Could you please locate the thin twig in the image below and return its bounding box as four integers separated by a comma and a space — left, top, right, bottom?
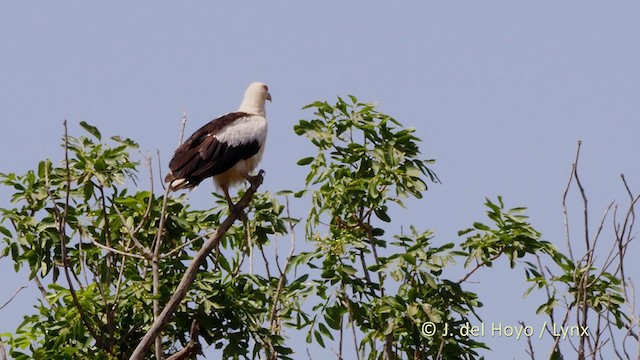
152, 185, 172, 360
162, 230, 216, 259
88, 237, 146, 260
259, 244, 272, 279
269, 196, 297, 331
338, 314, 344, 360
157, 149, 166, 192
112, 254, 128, 311
112, 204, 153, 258
521, 321, 535, 360
152, 259, 163, 360
548, 306, 572, 357
33, 276, 55, 308
340, 286, 361, 360
152, 186, 172, 254
178, 111, 187, 146
96, 184, 116, 351
133, 153, 156, 234
245, 218, 253, 275
0, 286, 27, 310
618, 174, 639, 300
0, 336, 6, 360
457, 253, 502, 284
572, 141, 590, 254
534, 254, 557, 326
562, 143, 580, 262
60, 120, 107, 350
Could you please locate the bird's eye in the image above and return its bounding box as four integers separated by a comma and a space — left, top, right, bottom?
263, 85, 269, 91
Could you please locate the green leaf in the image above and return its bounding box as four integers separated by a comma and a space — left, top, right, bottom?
79, 121, 101, 140
297, 157, 314, 166
0, 225, 11, 237
473, 222, 491, 231
314, 330, 325, 347
374, 208, 391, 223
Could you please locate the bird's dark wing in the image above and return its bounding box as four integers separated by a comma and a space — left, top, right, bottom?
165, 112, 260, 187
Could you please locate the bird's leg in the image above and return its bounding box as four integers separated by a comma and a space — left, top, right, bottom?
222, 187, 234, 209
223, 187, 247, 220
243, 170, 265, 189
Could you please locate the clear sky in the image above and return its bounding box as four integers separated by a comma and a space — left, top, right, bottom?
1, 2, 639, 358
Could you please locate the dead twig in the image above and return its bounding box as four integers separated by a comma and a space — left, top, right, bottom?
0, 336, 6, 360
133, 153, 156, 234
0, 286, 27, 310
178, 111, 187, 146
152, 185, 172, 360
521, 321, 535, 360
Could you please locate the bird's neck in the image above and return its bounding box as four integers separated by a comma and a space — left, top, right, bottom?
238, 101, 266, 117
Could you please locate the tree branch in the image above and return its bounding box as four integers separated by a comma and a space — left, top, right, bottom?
88, 237, 147, 260
0, 336, 6, 360
166, 320, 201, 360
60, 120, 108, 351
33, 275, 56, 309
457, 252, 502, 284
270, 197, 297, 332
0, 286, 27, 310
152, 185, 172, 360
129, 171, 264, 360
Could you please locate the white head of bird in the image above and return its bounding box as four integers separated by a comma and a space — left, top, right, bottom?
238, 82, 272, 117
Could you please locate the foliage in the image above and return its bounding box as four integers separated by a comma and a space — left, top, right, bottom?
0, 98, 637, 359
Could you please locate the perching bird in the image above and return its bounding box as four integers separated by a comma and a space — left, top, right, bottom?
164, 82, 271, 211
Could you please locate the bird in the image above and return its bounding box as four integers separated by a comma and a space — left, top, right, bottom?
164, 82, 271, 212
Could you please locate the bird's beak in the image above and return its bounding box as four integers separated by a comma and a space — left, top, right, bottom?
266, 92, 272, 102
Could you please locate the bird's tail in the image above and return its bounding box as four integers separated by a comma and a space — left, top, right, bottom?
164, 172, 190, 191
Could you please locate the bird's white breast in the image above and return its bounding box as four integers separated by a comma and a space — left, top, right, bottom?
214, 115, 267, 147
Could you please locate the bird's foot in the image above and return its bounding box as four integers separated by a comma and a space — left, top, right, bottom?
244, 170, 265, 188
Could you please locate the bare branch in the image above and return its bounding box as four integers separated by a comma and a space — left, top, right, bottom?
338, 314, 344, 360
133, 152, 156, 234
548, 306, 572, 358
457, 253, 502, 284
157, 149, 167, 192
339, 285, 361, 360
178, 111, 187, 146
112, 254, 128, 310
0, 285, 27, 310
0, 336, 6, 360
152, 259, 163, 360
562, 143, 579, 262
33, 275, 56, 309
88, 236, 146, 260
258, 243, 271, 279
152, 185, 172, 359
572, 141, 590, 256
521, 321, 535, 360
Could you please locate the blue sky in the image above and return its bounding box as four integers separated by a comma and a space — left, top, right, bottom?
1, 2, 639, 358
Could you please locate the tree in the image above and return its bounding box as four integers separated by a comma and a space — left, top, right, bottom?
0, 97, 638, 359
